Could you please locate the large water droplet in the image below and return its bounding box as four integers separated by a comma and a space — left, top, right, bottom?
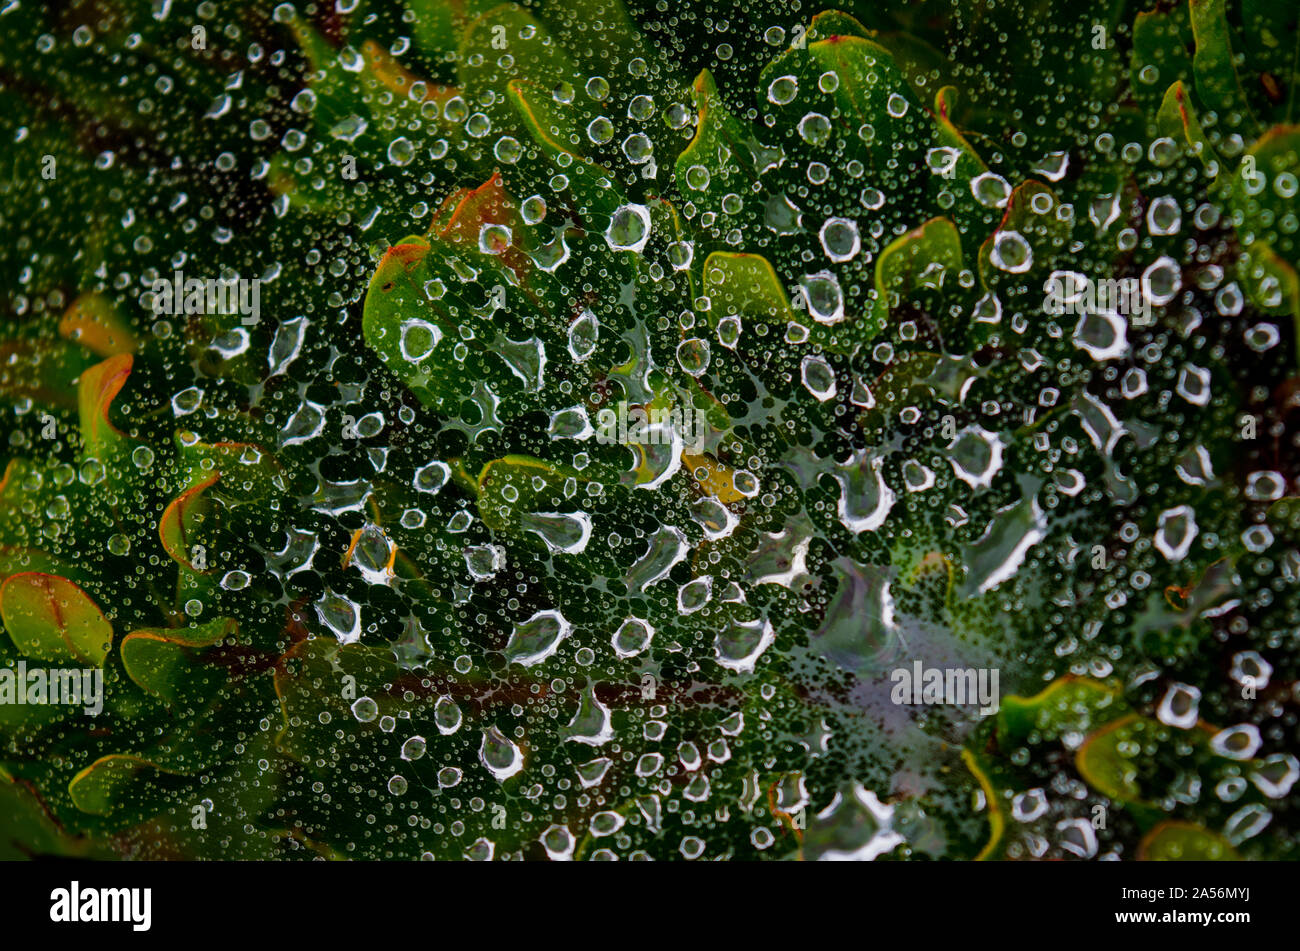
605, 204, 651, 253
480, 726, 524, 780
504, 609, 573, 666
800, 271, 845, 324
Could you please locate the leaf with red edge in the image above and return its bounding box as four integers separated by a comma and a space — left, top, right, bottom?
158, 471, 220, 571
1139, 821, 1239, 860
121, 616, 237, 705
77, 353, 134, 459
59, 293, 137, 358
68, 754, 185, 818
0, 572, 112, 666
434, 171, 533, 283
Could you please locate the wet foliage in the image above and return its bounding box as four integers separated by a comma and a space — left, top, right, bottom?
0, 0, 1297, 860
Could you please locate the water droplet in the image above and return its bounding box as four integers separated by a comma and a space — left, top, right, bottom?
387, 136, 414, 166
606, 204, 651, 253
1146, 195, 1181, 235
767, 75, 798, 105
819, 217, 860, 262
567, 309, 599, 362
801, 354, 837, 401
990, 231, 1032, 273
1156, 683, 1200, 728
480, 726, 524, 780
504, 609, 572, 666
1154, 505, 1198, 562
799, 271, 844, 324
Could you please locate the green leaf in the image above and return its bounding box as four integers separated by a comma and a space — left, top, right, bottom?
764, 28, 925, 177
506, 78, 627, 222
59, 293, 137, 359
0, 338, 90, 411
996, 676, 1127, 746
405, 0, 499, 62
1156, 80, 1221, 171
1190, 0, 1259, 138
476, 455, 581, 532
873, 216, 962, 336
76, 353, 135, 462
1227, 125, 1300, 359
531, 0, 666, 88
676, 69, 766, 227
0, 572, 112, 667
0, 771, 117, 859
280, 21, 467, 228
158, 471, 219, 571
121, 617, 237, 705
286, 15, 371, 140
273, 638, 407, 764
699, 251, 795, 327
1133, 5, 1196, 128
1076, 716, 1157, 805
459, 2, 580, 151
1140, 821, 1240, 860
1240, 0, 1299, 123
978, 180, 1070, 294
460, 3, 578, 91
68, 754, 185, 818
1230, 125, 1300, 269
1237, 239, 1300, 334
961, 747, 1006, 861
0, 544, 87, 589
